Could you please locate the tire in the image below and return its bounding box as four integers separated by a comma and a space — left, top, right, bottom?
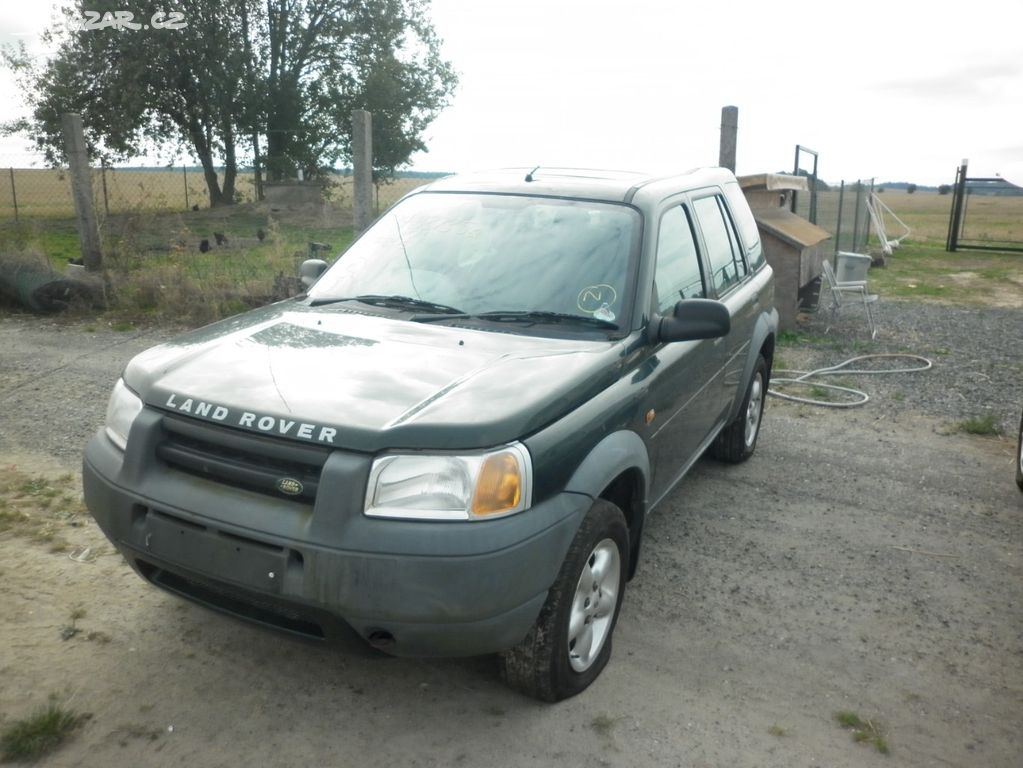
1016, 409, 1023, 493
499, 499, 629, 702
711, 354, 768, 463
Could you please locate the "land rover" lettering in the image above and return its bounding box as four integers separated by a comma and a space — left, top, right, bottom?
164, 393, 336, 444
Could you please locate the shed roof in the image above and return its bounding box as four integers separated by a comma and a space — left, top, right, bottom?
754, 206, 831, 248
737, 173, 809, 192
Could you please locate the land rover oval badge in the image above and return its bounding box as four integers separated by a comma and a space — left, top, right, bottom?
277, 478, 304, 496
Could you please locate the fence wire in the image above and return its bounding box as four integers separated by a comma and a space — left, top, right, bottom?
793, 179, 875, 255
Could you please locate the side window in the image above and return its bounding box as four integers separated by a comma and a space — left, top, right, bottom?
693, 195, 747, 295
723, 181, 765, 270
654, 205, 705, 313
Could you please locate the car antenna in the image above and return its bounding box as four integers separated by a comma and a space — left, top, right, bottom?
524, 165, 540, 182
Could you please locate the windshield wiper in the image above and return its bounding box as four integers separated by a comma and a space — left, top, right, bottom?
309, 294, 466, 314
475, 310, 619, 329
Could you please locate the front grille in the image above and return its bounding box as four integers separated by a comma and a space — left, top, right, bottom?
157, 415, 330, 503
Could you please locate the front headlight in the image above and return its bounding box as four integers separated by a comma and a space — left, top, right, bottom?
364, 444, 533, 521
104, 378, 143, 451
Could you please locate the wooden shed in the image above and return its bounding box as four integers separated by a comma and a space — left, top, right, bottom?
739, 174, 832, 331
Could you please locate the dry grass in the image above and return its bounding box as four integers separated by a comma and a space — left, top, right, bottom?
0, 467, 88, 552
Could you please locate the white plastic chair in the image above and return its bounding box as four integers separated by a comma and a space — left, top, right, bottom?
821, 259, 878, 339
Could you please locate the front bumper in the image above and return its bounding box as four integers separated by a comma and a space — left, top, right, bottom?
83, 411, 590, 657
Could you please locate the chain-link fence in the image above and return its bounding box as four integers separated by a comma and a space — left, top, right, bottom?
0, 161, 429, 221
0, 162, 264, 220
793, 178, 875, 255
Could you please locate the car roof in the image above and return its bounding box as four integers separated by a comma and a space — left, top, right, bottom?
417, 166, 736, 204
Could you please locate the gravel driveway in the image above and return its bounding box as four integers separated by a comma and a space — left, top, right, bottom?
1, 299, 1021, 767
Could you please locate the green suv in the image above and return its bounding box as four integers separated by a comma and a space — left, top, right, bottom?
84, 167, 778, 701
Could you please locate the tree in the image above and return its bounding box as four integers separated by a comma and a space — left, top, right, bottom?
906, 183, 918, 194
938, 184, 951, 195
4, 0, 456, 205
258, 0, 456, 181
4, 1, 254, 206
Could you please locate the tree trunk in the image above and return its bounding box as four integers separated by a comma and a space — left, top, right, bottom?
221, 121, 237, 204
190, 122, 228, 207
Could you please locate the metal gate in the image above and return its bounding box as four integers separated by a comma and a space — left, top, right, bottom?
946, 160, 1023, 253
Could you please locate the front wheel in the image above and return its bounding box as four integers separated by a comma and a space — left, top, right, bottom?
711, 354, 768, 463
499, 499, 629, 702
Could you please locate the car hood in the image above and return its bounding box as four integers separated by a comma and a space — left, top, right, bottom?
123, 303, 627, 452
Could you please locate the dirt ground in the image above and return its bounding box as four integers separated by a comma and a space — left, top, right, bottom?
1, 317, 1021, 767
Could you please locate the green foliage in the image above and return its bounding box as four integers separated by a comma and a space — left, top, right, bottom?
0, 699, 84, 762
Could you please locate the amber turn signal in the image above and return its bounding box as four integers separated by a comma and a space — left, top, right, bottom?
471, 451, 522, 517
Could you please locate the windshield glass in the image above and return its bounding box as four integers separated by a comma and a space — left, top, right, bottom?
309, 192, 640, 328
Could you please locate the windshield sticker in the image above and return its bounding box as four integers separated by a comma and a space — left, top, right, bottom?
592, 304, 616, 323
577, 284, 618, 314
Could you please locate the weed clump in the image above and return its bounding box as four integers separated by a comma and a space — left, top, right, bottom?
834, 710, 890, 755
0, 699, 86, 762
955, 413, 1002, 436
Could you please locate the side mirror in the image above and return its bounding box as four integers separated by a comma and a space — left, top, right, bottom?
656, 299, 730, 343
299, 258, 328, 288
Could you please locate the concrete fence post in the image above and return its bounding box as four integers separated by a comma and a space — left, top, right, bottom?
719, 106, 738, 172
61, 113, 103, 271
352, 109, 373, 235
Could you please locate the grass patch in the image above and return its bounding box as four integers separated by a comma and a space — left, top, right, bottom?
0, 698, 86, 762
767, 724, 788, 737
809, 385, 834, 402
0, 204, 359, 326
0, 467, 86, 551
833, 710, 890, 755
866, 242, 1023, 307
955, 413, 1003, 436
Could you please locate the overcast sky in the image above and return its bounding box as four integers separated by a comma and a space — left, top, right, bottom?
0, 0, 1020, 185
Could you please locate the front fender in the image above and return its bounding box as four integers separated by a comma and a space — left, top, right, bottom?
563, 429, 650, 502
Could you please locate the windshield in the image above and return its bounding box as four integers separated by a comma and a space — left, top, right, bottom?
308, 192, 640, 330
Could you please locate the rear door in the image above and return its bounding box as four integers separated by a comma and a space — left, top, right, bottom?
690, 192, 758, 412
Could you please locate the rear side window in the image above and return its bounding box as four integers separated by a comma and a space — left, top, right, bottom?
693, 195, 747, 295
654, 205, 705, 313
723, 181, 765, 270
